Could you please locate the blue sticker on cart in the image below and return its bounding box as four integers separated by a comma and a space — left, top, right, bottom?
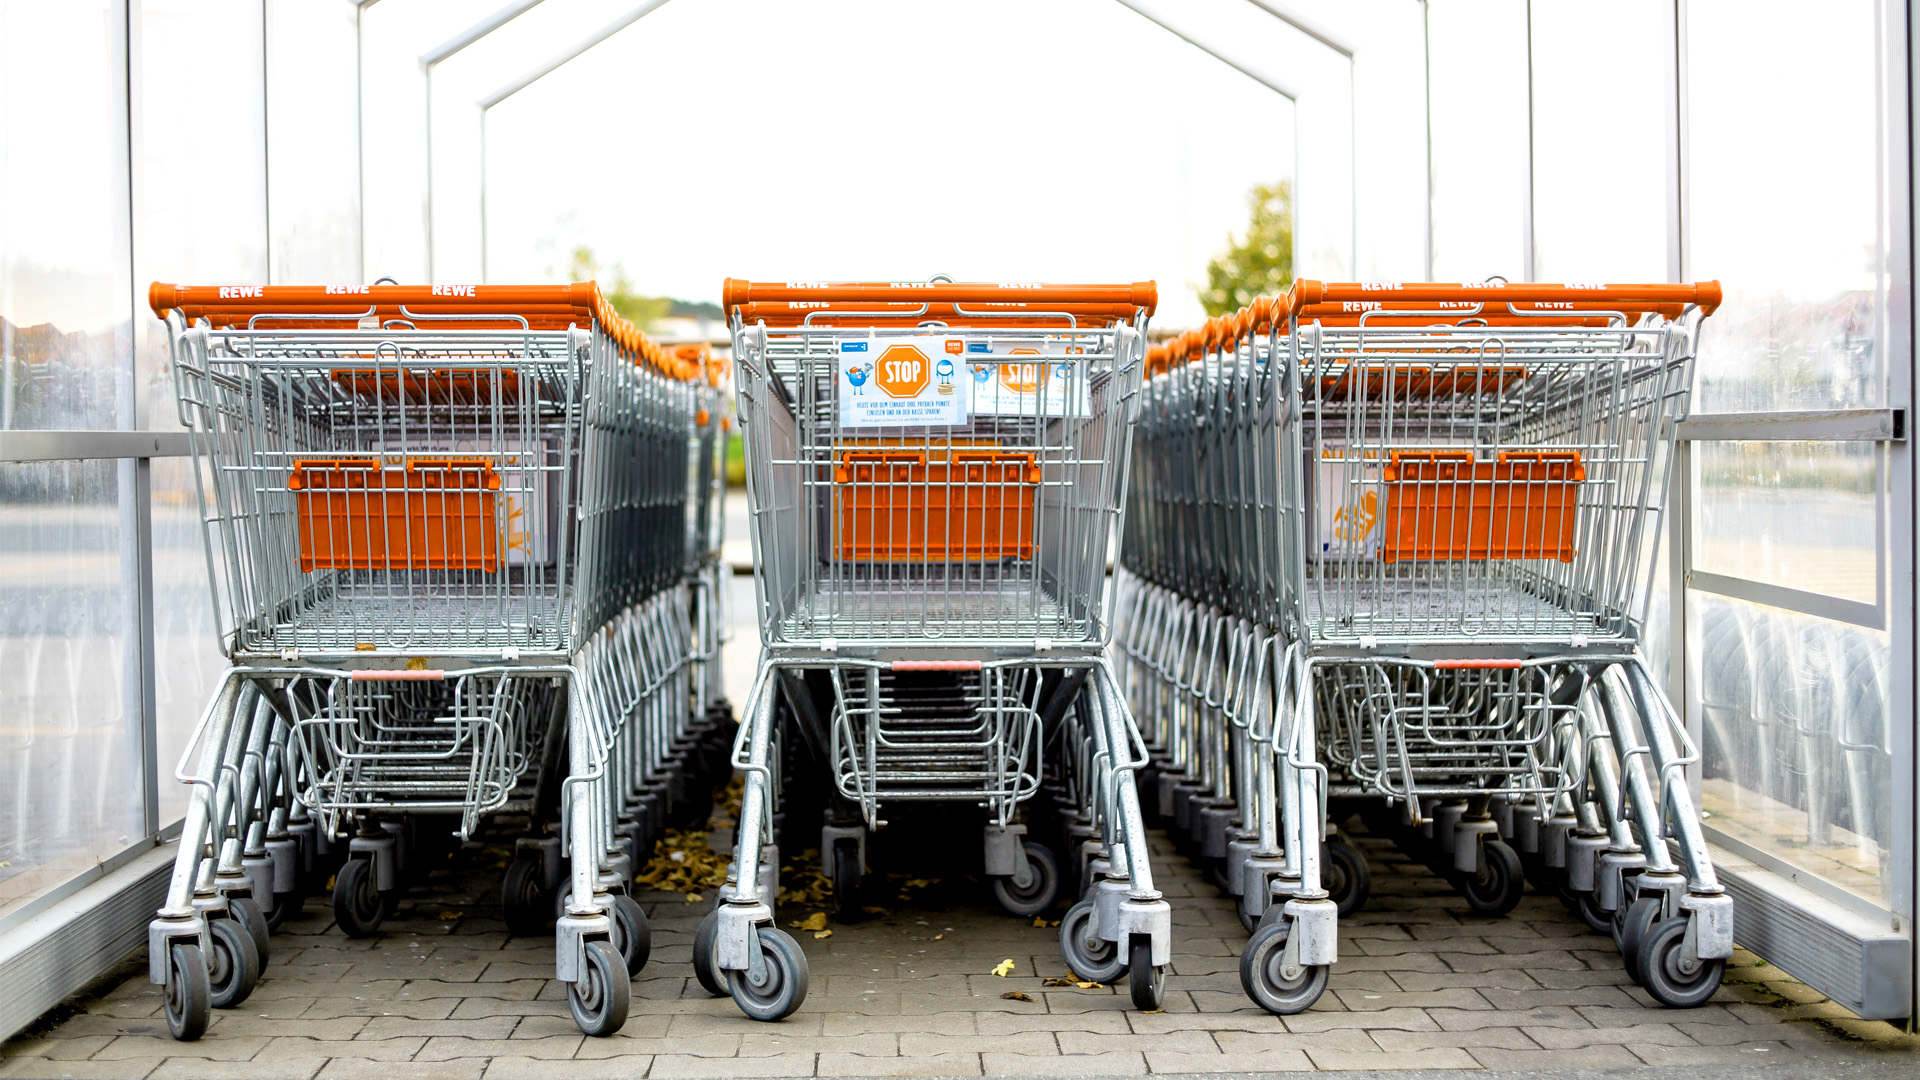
841, 341, 867, 352
966, 342, 990, 353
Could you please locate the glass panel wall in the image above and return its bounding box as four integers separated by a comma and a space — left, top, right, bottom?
136, 0, 269, 824
266, 0, 361, 285
1425, 0, 1528, 283
0, 463, 138, 916
1684, 0, 1897, 919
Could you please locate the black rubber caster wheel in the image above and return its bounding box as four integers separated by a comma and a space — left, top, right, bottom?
207, 917, 260, 1009
990, 842, 1059, 917
163, 942, 211, 1041
830, 838, 864, 924
729, 927, 809, 1022
1617, 896, 1664, 986
229, 895, 271, 968
1323, 841, 1372, 917
1059, 898, 1124, 983
500, 854, 550, 937
567, 939, 631, 1036
1638, 916, 1725, 1008
332, 857, 388, 938
1239, 915, 1330, 1015
692, 909, 727, 997
1452, 839, 1525, 917
610, 894, 652, 977
1127, 936, 1165, 1011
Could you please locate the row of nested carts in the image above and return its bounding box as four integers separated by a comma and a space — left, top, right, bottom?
141, 273, 1729, 1041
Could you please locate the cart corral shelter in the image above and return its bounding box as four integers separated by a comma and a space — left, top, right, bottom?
0, 0, 1915, 1062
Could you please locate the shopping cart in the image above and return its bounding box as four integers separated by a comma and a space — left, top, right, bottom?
1120, 279, 1731, 1014
712, 277, 1173, 1020
144, 282, 709, 1040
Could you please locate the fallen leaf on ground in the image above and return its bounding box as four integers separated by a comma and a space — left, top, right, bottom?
991, 959, 1016, 977
933, 933, 944, 940
812, 929, 832, 939
1075, 981, 1102, 989
437, 912, 460, 921
1032, 916, 1048, 927
860, 906, 888, 915
1041, 977, 1074, 987
685, 892, 702, 903
1000, 991, 1035, 1002
794, 912, 828, 932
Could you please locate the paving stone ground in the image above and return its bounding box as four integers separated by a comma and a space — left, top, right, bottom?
3, 811, 1915, 1080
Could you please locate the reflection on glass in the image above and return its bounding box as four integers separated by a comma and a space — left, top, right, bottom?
1, 0, 132, 431
1695, 441, 1879, 605
1688, 0, 1881, 412
1691, 593, 1892, 909
151, 456, 229, 823
0, 464, 140, 916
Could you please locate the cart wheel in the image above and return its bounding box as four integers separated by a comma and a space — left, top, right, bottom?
500, 854, 550, 937
1239, 915, 1329, 1016
1237, 904, 1261, 935
1617, 897, 1664, 986
1323, 841, 1372, 917
691, 909, 727, 997
1058, 899, 1124, 983
207, 917, 260, 1009
332, 857, 386, 938
1126, 936, 1166, 1011
230, 895, 271, 968
1453, 839, 1524, 917
163, 942, 211, 1041
265, 889, 302, 933
729, 927, 810, 1022
567, 940, 631, 1036
1638, 916, 1725, 1008
1573, 889, 1614, 934
610, 894, 652, 977
990, 842, 1059, 917
830, 839, 864, 923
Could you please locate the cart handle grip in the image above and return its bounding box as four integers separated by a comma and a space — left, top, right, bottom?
890, 661, 982, 672
350, 669, 448, 681
722, 278, 1158, 316
1290, 279, 1722, 316
1432, 659, 1525, 670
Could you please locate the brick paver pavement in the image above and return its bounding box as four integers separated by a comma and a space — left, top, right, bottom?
4, 820, 1915, 1079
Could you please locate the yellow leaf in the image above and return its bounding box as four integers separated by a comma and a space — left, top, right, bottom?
685, 892, 702, 903
1031, 916, 1048, 928
999, 991, 1035, 1002
933, 933, 944, 940
796, 912, 828, 932
437, 912, 460, 922
812, 929, 833, 939
1075, 981, 1101, 990
1041, 977, 1074, 987
991, 959, 1016, 978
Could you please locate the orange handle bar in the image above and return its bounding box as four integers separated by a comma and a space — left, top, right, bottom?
1291, 280, 1721, 317
722, 278, 1158, 317
150, 282, 598, 318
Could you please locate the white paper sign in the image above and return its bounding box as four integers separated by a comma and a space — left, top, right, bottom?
838, 337, 969, 428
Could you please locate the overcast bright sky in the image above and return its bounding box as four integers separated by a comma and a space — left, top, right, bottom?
366, 0, 1313, 329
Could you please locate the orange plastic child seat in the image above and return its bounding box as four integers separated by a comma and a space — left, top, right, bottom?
330, 368, 521, 405
1378, 450, 1585, 563
834, 449, 1041, 562
288, 457, 502, 572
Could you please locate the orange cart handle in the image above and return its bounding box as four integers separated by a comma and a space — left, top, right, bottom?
722, 279, 1158, 317
149, 282, 598, 318
1290, 279, 1721, 317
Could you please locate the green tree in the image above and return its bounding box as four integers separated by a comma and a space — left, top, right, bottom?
565, 246, 671, 329
1200, 180, 1293, 317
